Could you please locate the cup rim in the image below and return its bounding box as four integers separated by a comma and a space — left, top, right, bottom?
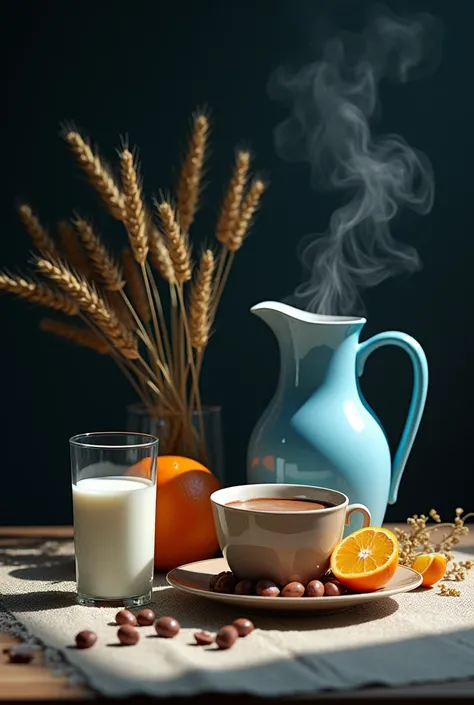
69, 431, 158, 450
210, 484, 348, 516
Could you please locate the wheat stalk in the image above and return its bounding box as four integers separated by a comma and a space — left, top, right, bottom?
106, 290, 135, 329
177, 113, 209, 233
227, 179, 265, 252
149, 226, 176, 284
212, 178, 266, 317
65, 131, 126, 220
120, 149, 148, 263
74, 217, 124, 291
145, 260, 174, 368
36, 258, 139, 360
157, 201, 192, 392
18, 205, 58, 256
189, 249, 214, 351
215, 150, 250, 245
122, 249, 151, 323
40, 318, 110, 354
57, 220, 94, 279
0, 272, 79, 315
157, 201, 192, 283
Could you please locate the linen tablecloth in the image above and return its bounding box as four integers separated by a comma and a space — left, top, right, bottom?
1, 537, 473, 698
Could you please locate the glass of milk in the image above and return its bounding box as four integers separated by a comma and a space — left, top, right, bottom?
70, 432, 158, 607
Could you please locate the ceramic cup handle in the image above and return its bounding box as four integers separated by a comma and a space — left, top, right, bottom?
345, 504, 371, 527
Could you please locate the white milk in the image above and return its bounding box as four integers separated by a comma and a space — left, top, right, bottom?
72, 476, 156, 599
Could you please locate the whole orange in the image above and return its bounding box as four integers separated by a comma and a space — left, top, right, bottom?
154, 455, 221, 570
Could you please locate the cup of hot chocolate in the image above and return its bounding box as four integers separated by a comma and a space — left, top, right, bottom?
210, 484, 371, 586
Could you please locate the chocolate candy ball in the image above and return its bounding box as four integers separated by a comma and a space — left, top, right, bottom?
136, 608, 155, 626
215, 625, 239, 650
213, 573, 237, 594
75, 630, 97, 649
115, 609, 137, 626
117, 625, 139, 645
234, 580, 254, 595
155, 616, 180, 638
281, 581, 305, 598
256, 579, 280, 597
322, 572, 335, 582
305, 580, 325, 597
324, 581, 344, 596
194, 630, 214, 645
233, 618, 254, 637
209, 571, 232, 591
6, 648, 35, 663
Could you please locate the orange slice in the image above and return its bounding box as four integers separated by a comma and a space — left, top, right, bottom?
330, 527, 399, 593
411, 553, 447, 587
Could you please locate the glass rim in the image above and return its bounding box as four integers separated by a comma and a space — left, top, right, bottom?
69, 431, 158, 450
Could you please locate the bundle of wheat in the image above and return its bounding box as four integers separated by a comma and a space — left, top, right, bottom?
1, 112, 266, 461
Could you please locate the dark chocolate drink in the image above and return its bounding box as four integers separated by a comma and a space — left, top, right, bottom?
225, 497, 334, 512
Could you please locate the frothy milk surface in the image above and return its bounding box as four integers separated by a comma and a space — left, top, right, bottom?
73, 476, 156, 599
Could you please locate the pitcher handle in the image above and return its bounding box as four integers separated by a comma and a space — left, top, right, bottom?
357, 332, 429, 505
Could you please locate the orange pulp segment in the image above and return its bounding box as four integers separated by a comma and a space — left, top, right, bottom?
330, 526, 399, 593
411, 553, 447, 587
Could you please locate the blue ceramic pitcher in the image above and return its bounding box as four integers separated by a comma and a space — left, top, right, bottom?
247, 301, 428, 529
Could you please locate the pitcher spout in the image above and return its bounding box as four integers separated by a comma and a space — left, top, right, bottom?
251, 301, 366, 327
250, 301, 367, 395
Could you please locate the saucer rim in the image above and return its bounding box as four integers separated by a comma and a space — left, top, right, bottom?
166, 557, 423, 608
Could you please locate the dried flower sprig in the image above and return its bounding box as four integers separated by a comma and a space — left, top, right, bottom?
443, 559, 473, 581
2, 113, 266, 462
395, 508, 472, 566
395, 508, 473, 596
438, 584, 461, 597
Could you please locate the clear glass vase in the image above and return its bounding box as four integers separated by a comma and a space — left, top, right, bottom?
126, 403, 225, 485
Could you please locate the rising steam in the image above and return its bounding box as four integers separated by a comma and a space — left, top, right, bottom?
270, 6, 441, 315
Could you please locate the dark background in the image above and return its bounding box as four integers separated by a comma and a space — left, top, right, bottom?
1, 0, 473, 524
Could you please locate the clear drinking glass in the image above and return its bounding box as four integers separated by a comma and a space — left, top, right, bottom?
70, 432, 158, 607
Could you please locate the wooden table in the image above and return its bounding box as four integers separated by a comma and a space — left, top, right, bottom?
1, 525, 473, 703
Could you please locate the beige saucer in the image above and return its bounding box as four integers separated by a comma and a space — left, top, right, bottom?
166, 557, 422, 613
